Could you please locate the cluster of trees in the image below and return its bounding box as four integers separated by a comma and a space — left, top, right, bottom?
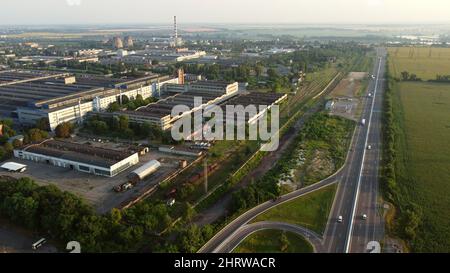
22, 128, 49, 144
400, 71, 421, 81
84, 114, 176, 144
55, 122, 75, 138
434, 74, 450, 82
0, 176, 219, 253
0, 119, 54, 160
382, 67, 422, 245
0, 177, 177, 252
108, 94, 157, 112
299, 113, 353, 166
0, 119, 17, 160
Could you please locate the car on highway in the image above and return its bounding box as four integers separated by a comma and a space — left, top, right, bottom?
362, 214, 367, 220
337, 215, 343, 223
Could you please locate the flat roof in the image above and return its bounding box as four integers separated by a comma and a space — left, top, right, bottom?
1, 162, 27, 171
22, 140, 136, 168
0, 70, 168, 111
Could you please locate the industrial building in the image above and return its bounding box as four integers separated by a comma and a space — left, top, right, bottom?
121, 81, 239, 130
14, 139, 139, 177
0, 70, 179, 130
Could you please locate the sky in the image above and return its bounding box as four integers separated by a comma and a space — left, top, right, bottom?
1, 0, 450, 25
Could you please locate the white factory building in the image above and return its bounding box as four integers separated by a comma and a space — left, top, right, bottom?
14, 139, 139, 177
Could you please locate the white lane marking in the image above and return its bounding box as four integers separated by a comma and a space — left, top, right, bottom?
344, 56, 383, 253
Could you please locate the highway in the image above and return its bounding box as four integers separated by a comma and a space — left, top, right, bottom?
198, 49, 386, 253
324, 47, 386, 253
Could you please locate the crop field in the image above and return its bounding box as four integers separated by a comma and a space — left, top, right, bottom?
388, 47, 450, 80
392, 81, 450, 251
233, 229, 313, 253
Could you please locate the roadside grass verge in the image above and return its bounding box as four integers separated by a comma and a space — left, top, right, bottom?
251, 184, 337, 235
233, 229, 313, 253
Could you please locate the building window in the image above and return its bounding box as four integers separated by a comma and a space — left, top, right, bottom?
78, 165, 91, 172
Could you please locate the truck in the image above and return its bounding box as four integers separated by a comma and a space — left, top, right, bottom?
361, 119, 366, 126
114, 182, 134, 193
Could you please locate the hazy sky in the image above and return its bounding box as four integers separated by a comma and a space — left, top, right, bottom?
1, 0, 449, 25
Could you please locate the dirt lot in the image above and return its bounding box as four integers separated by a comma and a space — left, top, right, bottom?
327, 72, 367, 120
0, 149, 194, 214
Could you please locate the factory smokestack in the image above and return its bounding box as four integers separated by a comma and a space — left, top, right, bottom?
174, 16, 178, 41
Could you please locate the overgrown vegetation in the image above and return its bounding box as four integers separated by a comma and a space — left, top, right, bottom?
230, 113, 353, 215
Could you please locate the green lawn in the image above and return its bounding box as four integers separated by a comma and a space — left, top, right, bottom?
233, 229, 313, 253
252, 184, 337, 234
388, 47, 450, 81
393, 81, 450, 251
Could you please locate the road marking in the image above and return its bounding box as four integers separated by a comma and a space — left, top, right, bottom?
344, 56, 383, 253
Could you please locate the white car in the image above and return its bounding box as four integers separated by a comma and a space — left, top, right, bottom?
368, 93, 372, 97
362, 214, 367, 220
337, 215, 343, 223
367, 145, 372, 150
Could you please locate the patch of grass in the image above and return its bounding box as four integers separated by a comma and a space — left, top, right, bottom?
252, 184, 337, 234
233, 229, 313, 253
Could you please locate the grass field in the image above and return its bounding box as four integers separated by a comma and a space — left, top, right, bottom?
388, 47, 450, 81
252, 184, 336, 234
233, 229, 313, 253
392, 81, 450, 251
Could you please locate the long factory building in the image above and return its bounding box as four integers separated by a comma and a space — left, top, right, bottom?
91, 81, 287, 131
14, 139, 139, 177
0, 70, 178, 130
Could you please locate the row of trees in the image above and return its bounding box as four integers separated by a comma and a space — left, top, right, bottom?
84, 114, 178, 144
108, 94, 158, 112
382, 65, 422, 246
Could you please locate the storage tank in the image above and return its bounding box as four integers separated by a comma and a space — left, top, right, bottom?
129, 160, 161, 182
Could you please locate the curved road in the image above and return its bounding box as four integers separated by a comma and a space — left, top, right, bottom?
225, 221, 324, 253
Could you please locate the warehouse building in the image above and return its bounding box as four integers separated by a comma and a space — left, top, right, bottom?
0, 70, 178, 130
14, 139, 139, 177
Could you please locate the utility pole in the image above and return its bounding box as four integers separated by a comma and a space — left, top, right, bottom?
204, 158, 208, 194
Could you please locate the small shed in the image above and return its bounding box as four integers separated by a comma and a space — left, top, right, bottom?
1, 162, 27, 172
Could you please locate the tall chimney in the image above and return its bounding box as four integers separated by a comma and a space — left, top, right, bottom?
174, 16, 178, 41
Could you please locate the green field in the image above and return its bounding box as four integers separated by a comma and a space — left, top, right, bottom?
392, 81, 450, 251
388, 47, 450, 81
252, 185, 336, 234
233, 229, 313, 253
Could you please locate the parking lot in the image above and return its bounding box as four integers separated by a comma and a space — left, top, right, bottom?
0, 148, 194, 214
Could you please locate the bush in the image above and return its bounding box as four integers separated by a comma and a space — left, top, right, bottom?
55, 122, 74, 138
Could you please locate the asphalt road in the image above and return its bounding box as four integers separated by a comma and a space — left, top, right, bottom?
199, 49, 386, 253
323, 48, 386, 253
348, 48, 386, 253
